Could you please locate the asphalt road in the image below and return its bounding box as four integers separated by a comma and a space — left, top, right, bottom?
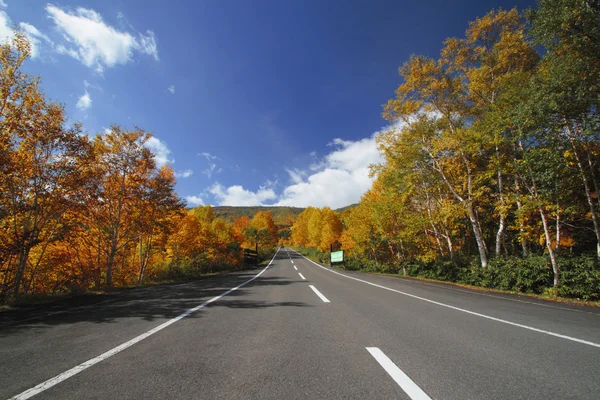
1, 247, 600, 399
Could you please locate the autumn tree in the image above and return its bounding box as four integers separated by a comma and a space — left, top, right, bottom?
135, 166, 183, 283
291, 208, 311, 246
443, 9, 538, 256
166, 211, 204, 266
306, 207, 324, 247
319, 208, 343, 251
232, 216, 251, 247
250, 211, 278, 249
87, 126, 181, 286
383, 9, 540, 268
0, 33, 94, 298
527, 0, 600, 259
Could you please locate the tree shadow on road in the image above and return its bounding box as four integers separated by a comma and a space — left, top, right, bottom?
0, 270, 310, 336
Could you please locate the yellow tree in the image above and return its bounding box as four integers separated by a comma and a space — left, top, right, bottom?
291, 208, 311, 246
341, 203, 378, 261
135, 165, 183, 283
442, 8, 538, 257
384, 47, 490, 266
306, 207, 323, 247
232, 216, 251, 247
90, 126, 158, 286
192, 205, 216, 225
0, 33, 94, 298
320, 208, 342, 251
166, 212, 203, 265
250, 211, 278, 249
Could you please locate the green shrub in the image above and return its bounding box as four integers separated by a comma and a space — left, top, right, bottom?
293, 246, 599, 301
344, 257, 362, 271
557, 255, 600, 300
467, 256, 552, 293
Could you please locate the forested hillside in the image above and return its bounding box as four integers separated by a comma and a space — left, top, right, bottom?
212, 206, 304, 224
291, 2, 600, 301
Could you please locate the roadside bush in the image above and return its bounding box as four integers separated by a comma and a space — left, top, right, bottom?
258, 247, 277, 263
401, 258, 469, 282
344, 257, 362, 271
292, 245, 599, 301
462, 256, 552, 293
557, 255, 600, 300
295, 246, 328, 264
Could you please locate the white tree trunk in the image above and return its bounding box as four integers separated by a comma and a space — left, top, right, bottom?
539, 207, 559, 287
567, 130, 600, 259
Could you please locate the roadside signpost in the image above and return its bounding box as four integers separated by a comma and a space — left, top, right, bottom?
330, 250, 344, 263
330, 244, 344, 268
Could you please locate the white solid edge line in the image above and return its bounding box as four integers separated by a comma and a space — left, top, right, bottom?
309, 285, 330, 303
366, 347, 431, 400
288, 249, 600, 349
293, 265, 298, 271
10, 249, 282, 400
298, 273, 306, 280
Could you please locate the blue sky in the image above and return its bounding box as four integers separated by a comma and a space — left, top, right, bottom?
2, 0, 534, 208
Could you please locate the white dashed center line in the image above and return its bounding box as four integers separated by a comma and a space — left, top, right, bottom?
309, 285, 330, 303
366, 347, 431, 400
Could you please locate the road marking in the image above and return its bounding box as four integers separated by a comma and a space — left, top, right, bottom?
298, 273, 306, 280
293, 265, 298, 270
309, 285, 330, 303
291, 260, 294, 264
10, 250, 282, 400
289, 249, 600, 349
366, 347, 431, 400
413, 280, 598, 315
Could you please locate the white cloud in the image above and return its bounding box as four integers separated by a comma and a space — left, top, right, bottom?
175, 169, 193, 178
185, 195, 204, 206
76, 91, 92, 110
145, 136, 173, 167
167, 85, 175, 94
209, 182, 277, 206
198, 152, 220, 178
0, 11, 48, 58
138, 30, 158, 60
19, 22, 53, 58
199, 152, 219, 161
0, 11, 13, 44
276, 133, 384, 208
56, 43, 79, 59
46, 5, 159, 72
285, 168, 306, 184
197, 128, 388, 208
0, 1, 7, 8
202, 163, 218, 179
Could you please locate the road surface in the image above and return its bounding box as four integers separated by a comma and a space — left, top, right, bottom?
1, 248, 599, 399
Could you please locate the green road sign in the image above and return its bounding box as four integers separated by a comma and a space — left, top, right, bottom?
331, 250, 344, 263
